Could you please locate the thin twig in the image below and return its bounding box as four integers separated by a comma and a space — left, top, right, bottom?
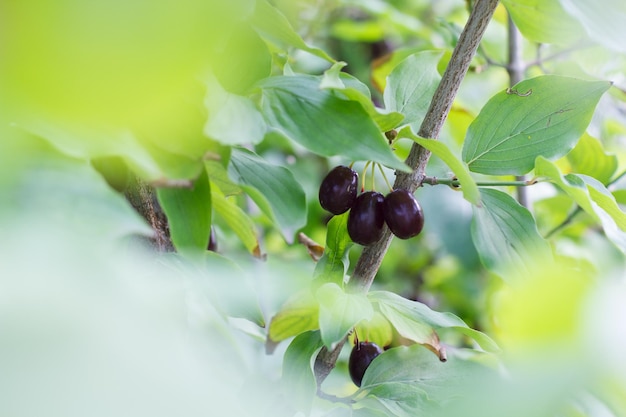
421, 176, 538, 187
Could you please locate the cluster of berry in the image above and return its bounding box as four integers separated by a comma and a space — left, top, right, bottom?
319, 166, 425, 245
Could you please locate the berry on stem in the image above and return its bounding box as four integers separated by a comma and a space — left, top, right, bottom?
383, 189, 424, 239
347, 191, 385, 245
348, 341, 383, 387
318, 166, 359, 215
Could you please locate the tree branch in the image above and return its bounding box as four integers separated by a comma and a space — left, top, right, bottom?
313, 0, 501, 386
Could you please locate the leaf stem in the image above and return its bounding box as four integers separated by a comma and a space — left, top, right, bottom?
422, 176, 539, 188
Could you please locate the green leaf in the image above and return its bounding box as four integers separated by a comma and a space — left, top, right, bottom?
559, 0, 626, 54
156, 169, 211, 253
384, 50, 442, 132
462, 76, 611, 175
211, 182, 263, 258
282, 331, 324, 414
369, 291, 499, 353
353, 311, 394, 348
259, 75, 409, 172
313, 212, 353, 284
269, 290, 319, 342
317, 283, 374, 350
471, 188, 552, 280
566, 133, 617, 185
502, 0, 585, 44
400, 127, 480, 206
204, 75, 267, 146
251, 0, 335, 62
228, 148, 306, 242
535, 157, 596, 215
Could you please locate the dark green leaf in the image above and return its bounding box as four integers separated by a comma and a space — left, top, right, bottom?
462, 76, 611, 175
471, 188, 552, 280
229, 148, 306, 242
156, 169, 211, 253
259, 75, 409, 171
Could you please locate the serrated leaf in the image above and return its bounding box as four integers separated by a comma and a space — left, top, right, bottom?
560, 0, 626, 54
313, 212, 353, 284
502, 0, 584, 44
281, 331, 324, 414
384, 50, 442, 132
269, 290, 319, 342
471, 188, 552, 280
259, 75, 409, 172
370, 291, 499, 354
228, 148, 306, 242
400, 127, 480, 205
462, 76, 611, 175
317, 283, 374, 350
156, 169, 211, 253
566, 133, 617, 185
211, 182, 262, 257
251, 0, 334, 62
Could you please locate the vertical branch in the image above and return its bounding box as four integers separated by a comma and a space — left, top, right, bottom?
506, 14, 529, 208
314, 0, 501, 386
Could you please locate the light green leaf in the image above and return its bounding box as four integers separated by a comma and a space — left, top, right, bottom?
354, 312, 394, 348
205, 160, 241, 197
369, 291, 499, 353
535, 156, 596, 215
502, 0, 584, 44
251, 0, 335, 62
317, 283, 374, 350
384, 50, 442, 132
462, 76, 611, 175
471, 188, 552, 280
400, 127, 480, 205
156, 169, 211, 253
211, 182, 262, 258
229, 148, 306, 242
259, 75, 409, 172
268, 290, 319, 342
566, 133, 617, 185
581, 175, 626, 253
560, 0, 626, 54
204, 75, 267, 145
313, 212, 353, 284
281, 331, 324, 414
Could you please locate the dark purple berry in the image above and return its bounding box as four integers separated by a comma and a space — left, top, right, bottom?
349, 341, 383, 387
208, 227, 218, 252
347, 191, 385, 245
319, 166, 359, 215
383, 189, 424, 239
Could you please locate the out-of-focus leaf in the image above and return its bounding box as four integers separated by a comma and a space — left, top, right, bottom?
353, 312, 394, 349
205, 161, 241, 197
268, 290, 319, 343
229, 148, 306, 242
156, 169, 211, 253
400, 127, 480, 206
384, 50, 442, 132
471, 188, 552, 280
462, 76, 611, 175
281, 331, 324, 414
566, 133, 617, 185
259, 75, 409, 172
559, 0, 626, 54
502, 0, 584, 44
313, 212, 353, 284
317, 283, 373, 350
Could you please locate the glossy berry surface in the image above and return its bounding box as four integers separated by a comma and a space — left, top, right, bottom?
318, 166, 359, 215
347, 191, 385, 245
349, 341, 383, 387
383, 189, 424, 239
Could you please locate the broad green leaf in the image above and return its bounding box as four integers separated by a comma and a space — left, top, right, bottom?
317, 283, 374, 349
251, 0, 334, 62
259, 75, 409, 172
204, 75, 267, 146
502, 0, 584, 44
370, 291, 499, 353
353, 312, 394, 348
566, 133, 618, 185
269, 290, 319, 342
156, 169, 211, 253
471, 188, 552, 280
313, 212, 353, 284
535, 156, 596, 215
384, 50, 442, 132
281, 331, 324, 414
560, 0, 626, 54
400, 127, 480, 206
211, 182, 262, 258
462, 76, 611, 175
229, 148, 306, 242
